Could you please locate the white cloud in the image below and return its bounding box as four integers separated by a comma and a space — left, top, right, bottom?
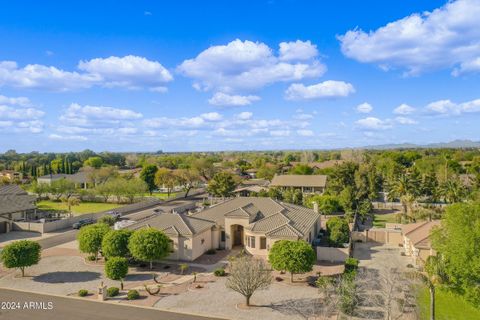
285, 80, 355, 100
0, 105, 44, 120
49, 134, 88, 141
208, 92, 260, 107
60, 103, 142, 125
426, 98, 480, 115
0, 95, 31, 107
200, 112, 223, 121
339, 0, 480, 76
0, 61, 98, 91
236, 112, 253, 120
356, 102, 373, 113
78, 55, 173, 89
355, 117, 392, 130
270, 130, 290, 137
293, 113, 314, 120
178, 39, 325, 93
395, 116, 417, 125
297, 129, 314, 136
279, 40, 318, 61
0, 55, 172, 91
394, 103, 415, 115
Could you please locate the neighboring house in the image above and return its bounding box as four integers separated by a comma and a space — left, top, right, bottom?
0, 185, 37, 232
270, 174, 327, 194
132, 197, 321, 261
245, 168, 258, 179
402, 220, 441, 266
0, 170, 23, 181
37, 171, 88, 189
233, 179, 270, 197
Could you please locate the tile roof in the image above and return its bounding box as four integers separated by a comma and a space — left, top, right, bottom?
403, 220, 441, 248
0, 185, 36, 215
270, 174, 327, 188
132, 212, 215, 237
195, 197, 320, 238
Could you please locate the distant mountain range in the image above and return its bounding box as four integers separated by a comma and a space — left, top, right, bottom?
362, 139, 480, 150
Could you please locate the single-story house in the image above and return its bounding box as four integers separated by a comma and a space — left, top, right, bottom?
0, 170, 23, 182
37, 171, 88, 189
270, 174, 327, 194
132, 197, 321, 261
0, 185, 37, 231
402, 220, 441, 266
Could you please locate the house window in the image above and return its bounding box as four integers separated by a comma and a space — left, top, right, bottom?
248, 236, 256, 248
221, 231, 226, 242
260, 237, 267, 249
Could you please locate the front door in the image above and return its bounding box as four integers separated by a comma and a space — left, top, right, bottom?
233, 225, 243, 246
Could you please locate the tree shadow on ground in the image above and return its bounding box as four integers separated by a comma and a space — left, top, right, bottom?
263, 298, 322, 319
33, 271, 101, 283
124, 273, 154, 282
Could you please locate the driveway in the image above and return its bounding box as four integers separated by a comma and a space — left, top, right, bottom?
352, 242, 411, 271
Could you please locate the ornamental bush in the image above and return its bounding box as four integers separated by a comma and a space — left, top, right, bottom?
214, 268, 226, 277
127, 289, 140, 300
0, 240, 41, 277
78, 289, 88, 297
106, 287, 119, 297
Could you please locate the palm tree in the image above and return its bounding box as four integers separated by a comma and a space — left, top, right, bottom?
423, 255, 447, 320
389, 171, 420, 222
440, 178, 464, 203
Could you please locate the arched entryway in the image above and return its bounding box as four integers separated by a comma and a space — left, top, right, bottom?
230, 224, 244, 247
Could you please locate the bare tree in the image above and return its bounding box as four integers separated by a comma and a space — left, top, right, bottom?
356, 267, 417, 320
226, 255, 272, 306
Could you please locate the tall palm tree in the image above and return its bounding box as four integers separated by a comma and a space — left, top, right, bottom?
423, 255, 447, 320
440, 178, 464, 203
389, 171, 420, 222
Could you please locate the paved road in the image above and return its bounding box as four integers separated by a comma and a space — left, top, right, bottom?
37, 193, 206, 250
0, 288, 221, 320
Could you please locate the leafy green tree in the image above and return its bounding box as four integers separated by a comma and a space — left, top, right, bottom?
0, 240, 41, 277
31, 181, 50, 199
102, 229, 133, 258
49, 178, 76, 201
290, 164, 313, 175
155, 168, 177, 197
128, 228, 170, 269
339, 186, 356, 216
326, 217, 350, 246
207, 172, 237, 198
83, 156, 103, 168
77, 223, 111, 261
440, 178, 465, 203
268, 240, 316, 282
431, 202, 480, 307
140, 164, 158, 195
105, 257, 129, 290
357, 199, 373, 223
174, 168, 200, 197
61, 196, 80, 215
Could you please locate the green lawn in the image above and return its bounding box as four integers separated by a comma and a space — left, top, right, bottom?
37, 200, 122, 215
417, 287, 480, 320
373, 213, 399, 228
144, 192, 180, 200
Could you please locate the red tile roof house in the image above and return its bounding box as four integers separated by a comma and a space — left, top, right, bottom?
401, 220, 441, 266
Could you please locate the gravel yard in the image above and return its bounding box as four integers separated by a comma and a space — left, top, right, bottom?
154, 277, 321, 320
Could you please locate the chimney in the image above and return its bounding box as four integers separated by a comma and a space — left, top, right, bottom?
312, 202, 319, 214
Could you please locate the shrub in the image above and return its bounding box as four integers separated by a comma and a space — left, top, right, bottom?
87, 255, 96, 261
206, 249, 216, 255
98, 215, 116, 226
78, 289, 88, 297
107, 287, 119, 297
344, 258, 359, 273
0, 240, 41, 277
214, 268, 226, 276
326, 217, 350, 246
127, 289, 140, 300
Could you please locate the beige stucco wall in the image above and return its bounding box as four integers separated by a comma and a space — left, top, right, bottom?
164, 228, 213, 261
224, 217, 250, 249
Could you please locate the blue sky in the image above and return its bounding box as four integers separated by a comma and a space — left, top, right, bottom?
1, 0, 479, 152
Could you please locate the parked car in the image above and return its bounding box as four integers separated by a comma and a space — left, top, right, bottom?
72, 218, 94, 229
107, 211, 121, 220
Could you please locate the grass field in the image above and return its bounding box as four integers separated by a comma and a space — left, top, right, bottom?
144, 192, 180, 200
373, 213, 399, 228
417, 287, 480, 320
37, 200, 122, 215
